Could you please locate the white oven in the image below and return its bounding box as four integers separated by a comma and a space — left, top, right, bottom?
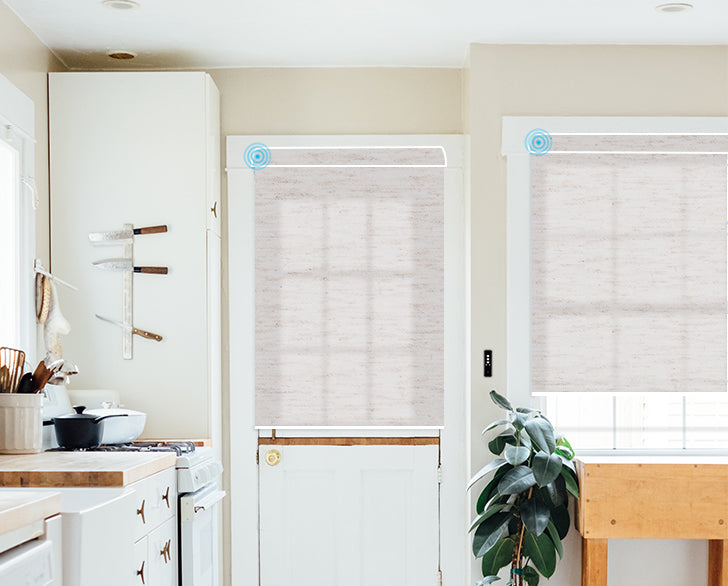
176, 448, 225, 586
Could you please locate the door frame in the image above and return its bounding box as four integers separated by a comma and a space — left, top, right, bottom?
226, 134, 467, 586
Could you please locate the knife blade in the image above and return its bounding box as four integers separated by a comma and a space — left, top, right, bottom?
93, 259, 168, 274
88, 225, 167, 245
95, 315, 163, 342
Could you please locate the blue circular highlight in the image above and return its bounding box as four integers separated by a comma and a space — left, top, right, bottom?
525, 129, 552, 156
244, 143, 272, 169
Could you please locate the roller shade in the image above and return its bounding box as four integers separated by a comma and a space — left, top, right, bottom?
531, 151, 727, 394
254, 147, 445, 426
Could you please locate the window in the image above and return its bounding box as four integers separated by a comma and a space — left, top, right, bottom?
253, 146, 446, 427
504, 118, 728, 452
0, 73, 36, 356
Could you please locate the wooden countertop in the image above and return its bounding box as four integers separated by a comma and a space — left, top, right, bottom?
0, 452, 177, 488
0, 492, 61, 537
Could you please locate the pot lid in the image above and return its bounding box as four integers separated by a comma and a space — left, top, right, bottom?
53, 405, 96, 420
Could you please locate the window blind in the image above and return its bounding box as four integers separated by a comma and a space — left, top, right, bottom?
531, 151, 727, 394
254, 147, 444, 427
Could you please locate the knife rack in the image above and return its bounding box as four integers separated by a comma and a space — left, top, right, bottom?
122, 223, 133, 359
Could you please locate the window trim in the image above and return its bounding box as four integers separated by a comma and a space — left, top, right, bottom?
0, 73, 35, 360
502, 116, 728, 451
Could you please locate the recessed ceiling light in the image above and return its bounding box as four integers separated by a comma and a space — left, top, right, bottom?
655, 3, 693, 13
102, 0, 140, 10
107, 51, 137, 60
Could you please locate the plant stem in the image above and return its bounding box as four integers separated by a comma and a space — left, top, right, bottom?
515, 486, 533, 584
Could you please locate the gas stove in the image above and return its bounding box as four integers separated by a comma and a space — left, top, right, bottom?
46, 440, 197, 456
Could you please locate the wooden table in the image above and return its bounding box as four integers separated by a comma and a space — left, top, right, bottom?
576, 456, 728, 586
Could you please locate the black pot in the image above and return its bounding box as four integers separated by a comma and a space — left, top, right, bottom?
52, 405, 128, 450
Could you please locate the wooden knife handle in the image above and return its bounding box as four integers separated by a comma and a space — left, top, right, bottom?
134, 225, 167, 235
134, 267, 169, 275
131, 328, 163, 342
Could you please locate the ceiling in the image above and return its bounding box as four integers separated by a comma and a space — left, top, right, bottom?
6, 0, 728, 69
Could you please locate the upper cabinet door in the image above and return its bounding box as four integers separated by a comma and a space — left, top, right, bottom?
49, 72, 221, 439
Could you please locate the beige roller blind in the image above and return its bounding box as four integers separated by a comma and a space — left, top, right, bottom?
254, 147, 444, 426
531, 152, 727, 394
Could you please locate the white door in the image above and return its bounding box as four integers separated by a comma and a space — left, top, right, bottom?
259, 444, 440, 586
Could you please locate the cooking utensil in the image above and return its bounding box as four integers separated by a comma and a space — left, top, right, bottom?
52, 405, 129, 450
95, 314, 163, 342
92, 259, 168, 274
86, 407, 146, 444
35, 273, 51, 324
48, 373, 70, 386
88, 224, 167, 245
0, 347, 25, 393
16, 373, 35, 394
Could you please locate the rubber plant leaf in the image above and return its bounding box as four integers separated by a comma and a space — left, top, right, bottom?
523, 531, 557, 578
477, 577, 502, 586
469, 502, 508, 533
468, 458, 508, 491
550, 505, 570, 540
531, 452, 563, 487
522, 566, 540, 586
520, 497, 550, 536
473, 511, 512, 558
546, 520, 564, 559
504, 444, 530, 466
524, 418, 556, 454
497, 465, 537, 495
560, 467, 580, 498
481, 537, 515, 577
490, 390, 513, 412
476, 468, 509, 514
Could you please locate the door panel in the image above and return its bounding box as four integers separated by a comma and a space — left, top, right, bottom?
259, 444, 439, 586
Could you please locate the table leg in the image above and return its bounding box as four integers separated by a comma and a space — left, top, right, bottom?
709, 540, 728, 586
582, 538, 608, 586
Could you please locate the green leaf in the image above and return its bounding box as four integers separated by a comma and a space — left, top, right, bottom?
540, 476, 567, 508
511, 412, 528, 430
551, 505, 571, 540
531, 452, 563, 487
520, 497, 550, 536
484, 419, 512, 434
504, 444, 530, 466
557, 453, 577, 474
476, 467, 509, 514
560, 468, 580, 498
522, 566, 540, 586
516, 406, 539, 414
524, 418, 556, 454
490, 390, 513, 412
523, 532, 557, 578
468, 458, 508, 491
469, 502, 508, 533
477, 577, 501, 586
473, 512, 511, 557
497, 465, 536, 495
546, 520, 564, 559
481, 537, 515, 577
555, 436, 575, 459
489, 433, 517, 456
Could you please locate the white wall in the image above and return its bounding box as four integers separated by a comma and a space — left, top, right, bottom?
465, 44, 728, 585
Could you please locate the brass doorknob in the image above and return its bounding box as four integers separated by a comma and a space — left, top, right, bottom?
265, 449, 281, 466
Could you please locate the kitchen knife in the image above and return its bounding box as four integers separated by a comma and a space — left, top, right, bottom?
93, 259, 168, 274
88, 224, 167, 245
95, 315, 163, 342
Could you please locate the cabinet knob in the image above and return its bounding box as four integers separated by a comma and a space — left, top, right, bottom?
211, 201, 218, 218
162, 486, 170, 508
265, 449, 281, 466
136, 560, 145, 584
136, 499, 146, 524
160, 539, 171, 564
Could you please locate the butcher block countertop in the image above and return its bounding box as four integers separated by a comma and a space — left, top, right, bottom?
0, 492, 61, 537
0, 452, 177, 488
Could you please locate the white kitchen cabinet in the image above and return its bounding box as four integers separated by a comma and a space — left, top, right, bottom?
146, 517, 178, 586
49, 72, 221, 441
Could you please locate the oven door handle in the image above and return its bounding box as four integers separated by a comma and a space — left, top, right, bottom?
180, 489, 226, 522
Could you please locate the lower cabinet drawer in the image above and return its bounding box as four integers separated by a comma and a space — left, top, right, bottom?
133, 537, 148, 586
147, 517, 178, 586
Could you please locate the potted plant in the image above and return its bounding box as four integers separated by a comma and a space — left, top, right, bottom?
467, 391, 579, 586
